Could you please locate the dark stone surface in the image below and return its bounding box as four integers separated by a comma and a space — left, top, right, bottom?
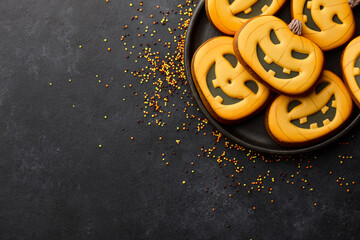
0, 0, 359, 239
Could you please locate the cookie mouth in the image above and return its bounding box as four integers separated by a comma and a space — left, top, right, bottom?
302, 0, 343, 32
290, 95, 336, 129
256, 44, 300, 79
206, 54, 259, 105
231, 0, 274, 19
354, 55, 360, 87
302, 0, 321, 32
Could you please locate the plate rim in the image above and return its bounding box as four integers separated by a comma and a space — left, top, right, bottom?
184, 0, 360, 155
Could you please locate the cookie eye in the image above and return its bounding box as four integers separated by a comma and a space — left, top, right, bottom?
332, 14, 343, 24
315, 82, 330, 94
245, 80, 259, 94
291, 50, 309, 60
288, 100, 301, 112
270, 29, 280, 45
223, 54, 238, 68
319, 5, 324, 10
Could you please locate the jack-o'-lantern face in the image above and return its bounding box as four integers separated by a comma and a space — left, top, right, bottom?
341, 36, 360, 108
266, 70, 353, 146
234, 15, 324, 96
206, 0, 286, 35
292, 0, 355, 51
191, 36, 270, 123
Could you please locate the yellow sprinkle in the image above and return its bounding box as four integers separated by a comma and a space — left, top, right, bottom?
99, 145, 102, 148
182, 181, 186, 184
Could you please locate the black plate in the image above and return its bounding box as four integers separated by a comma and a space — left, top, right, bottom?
184, 0, 360, 154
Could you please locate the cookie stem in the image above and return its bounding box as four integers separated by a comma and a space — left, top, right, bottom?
288, 19, 302, 36
349, 0, 360, 8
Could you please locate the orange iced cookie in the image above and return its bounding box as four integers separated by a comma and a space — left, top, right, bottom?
266, 70, 353, 146
234, 15, 324, 96
341, 36, 360, 108
206, 0, 287, 35
291, 0, 356, 51
191, 36, 271, 124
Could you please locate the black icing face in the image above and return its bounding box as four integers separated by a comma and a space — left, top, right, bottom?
229, 0, 274, 19
206, 54, 259, 105
256, 29, 309, 80
289, 82, 336, 129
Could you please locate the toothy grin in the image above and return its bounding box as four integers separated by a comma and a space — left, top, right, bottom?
291, 95, 336, 129
302, 0, 321, 32
257, 44, 299, 79
354, 55, 360, 87
206, 56, 242, 105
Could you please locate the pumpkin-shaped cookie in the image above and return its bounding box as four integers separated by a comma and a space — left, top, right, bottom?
234, 15, 324, 96
266, 70, 353, 146
191, 36, 271, 123
206, 0, 287, 35
341, 36, 360, 108
291, 0, 356, 51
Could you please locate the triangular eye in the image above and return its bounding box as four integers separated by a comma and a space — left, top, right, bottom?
332, 14, 343, 24
245, 80, 259, 94
270, 29, 280, 45
288, 100, 301, 112
223, 54, 238, 68
315, 82, 330, 94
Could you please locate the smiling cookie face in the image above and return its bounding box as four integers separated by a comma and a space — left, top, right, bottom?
205, 0, 286, 35
266, 70, 353, 146
191, 36, 271, 123
292, 0, 355, 51
234, 15, 324, 96
341, 36, 360, 108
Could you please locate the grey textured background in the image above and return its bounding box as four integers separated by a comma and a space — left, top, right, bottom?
0, 0, 359, 239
